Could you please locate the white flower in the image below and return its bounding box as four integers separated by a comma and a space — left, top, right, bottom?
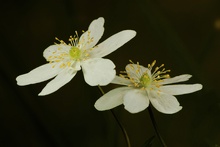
16, 17, 136, 96
95, 61, 203, 114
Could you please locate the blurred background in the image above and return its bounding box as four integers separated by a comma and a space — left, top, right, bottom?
1, 0, 220, 146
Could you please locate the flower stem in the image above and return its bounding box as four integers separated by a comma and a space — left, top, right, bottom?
98, 85, 131, 147
147, 106, 167, 147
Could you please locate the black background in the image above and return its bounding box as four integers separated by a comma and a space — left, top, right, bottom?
1, 0, 220, 146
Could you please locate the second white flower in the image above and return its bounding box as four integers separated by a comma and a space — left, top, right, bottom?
95, 61, 203, 114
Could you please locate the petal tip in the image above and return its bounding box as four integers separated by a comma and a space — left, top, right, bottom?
162, 106, 183, 114
131, 30, 137, 36
92, 17, 105, 27
123, 30, 137, 38
38, 90, 47, 96
185, 74, 192, 79
97, 17, 104, 22
16, 75, 26, 86
38, 93, 44, 96
124, 106, 145, 114
196, 84, 203, 91
94, 103, 104, 111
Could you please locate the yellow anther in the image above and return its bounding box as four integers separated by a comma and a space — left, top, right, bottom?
119, 74, 125, 78
129, 60, 134, 64
67, 62, 71, 67
151, 60, 156, 67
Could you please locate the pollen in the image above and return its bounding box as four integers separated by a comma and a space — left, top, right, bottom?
69, 46, 81, 60
140, 73, 151, 88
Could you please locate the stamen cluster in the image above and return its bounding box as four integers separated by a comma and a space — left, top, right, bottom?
120, 60, 170, 89
46, 31, 94, 69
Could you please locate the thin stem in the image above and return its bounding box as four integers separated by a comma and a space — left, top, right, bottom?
110, 110, 131, 147
98, 85, 131, 147
147, 106, 167, 147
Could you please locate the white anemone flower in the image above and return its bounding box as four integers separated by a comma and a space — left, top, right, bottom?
16, 17, 136, 96
95, 61, 203, 114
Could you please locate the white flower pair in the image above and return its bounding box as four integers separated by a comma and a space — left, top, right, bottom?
16, 17, 202, 114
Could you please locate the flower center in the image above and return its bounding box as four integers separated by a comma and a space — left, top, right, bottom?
119, 60, 171, 89
140, 73, 151, 88
69, 46, 81, 60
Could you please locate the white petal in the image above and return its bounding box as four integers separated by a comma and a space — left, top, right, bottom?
38, 69, 77, 96
71, 61, 81, 71
81, 58, 116, 86
16, 63, 61, 86
90, 30, 136, 58
43, 44, 71, 60
79, 17, 105, 49
95, 87, 132, 111
148, 90, 182, 114
159, 84, 203, 95
111, 76, 132, 86
123, 89, 149, 113
160, 74, 192, 85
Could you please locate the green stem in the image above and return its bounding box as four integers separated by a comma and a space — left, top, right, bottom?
147, 106, 167, 147
98, 85, 131, 147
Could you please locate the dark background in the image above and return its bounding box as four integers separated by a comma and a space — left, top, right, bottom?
1, 0, 220, 146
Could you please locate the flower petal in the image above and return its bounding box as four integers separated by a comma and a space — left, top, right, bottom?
159, 84, 203, 95
95, 87, 131, 111
16, 63, 61, 86
160, 74, 192, 85
123, 89, 149, 113
111, 76, 132, 86
90, 30, 136, 58
81, 58, 116, 86
148, 90, 182, 114
43, 44, 71, 60
38, 69, 77, 96
79, 17, 105, 49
